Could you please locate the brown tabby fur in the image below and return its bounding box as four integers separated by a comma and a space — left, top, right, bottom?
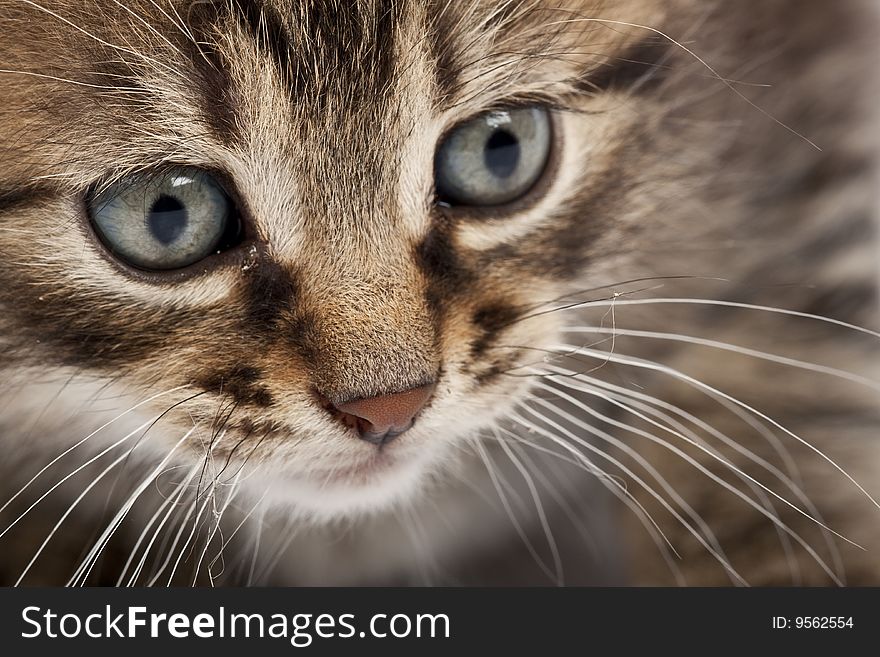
0, 0, 877, 585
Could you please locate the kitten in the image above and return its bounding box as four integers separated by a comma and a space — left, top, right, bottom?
0, 0, 878, 586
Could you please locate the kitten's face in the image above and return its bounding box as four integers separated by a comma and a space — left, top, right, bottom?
0, 1, 818, 518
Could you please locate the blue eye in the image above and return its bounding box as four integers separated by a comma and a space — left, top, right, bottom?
435, 107, 552, 207
88, 168, 239, 271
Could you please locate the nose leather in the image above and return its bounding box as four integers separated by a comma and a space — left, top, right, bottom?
334, 383, 435, 444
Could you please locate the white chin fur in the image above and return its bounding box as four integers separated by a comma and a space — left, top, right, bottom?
253, 447, 444, 522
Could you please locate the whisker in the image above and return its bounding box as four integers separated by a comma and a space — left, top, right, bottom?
544, 373, 832, 529
506, 406, 748, 583
107, 0, 186, 58
472, 438, 559, 582
495, 433, 565, 584
545, 367, 843, 568
207, 487, 269, 587
245, 503, 269, 586
533, 376, 847, 582
14, 446, 140, 586
0, 385, 190, 517
543, 372, 832, 582
162, 438, 235, 587
515, 397, 741, 584
143, 491, 202, 586
502, 342, 805, 483
559, 297, 880, 339
0, 68, 149, 92
193, 469, 246, 586
118, 461, 202, 587
398, 504, 439, 585
560, 326, 880, 393
253, 520, 301, 585
502, 427, 686, 584
0, 411, 175, 541
18, 0, 187, 78
553, 343, 880, 514
67, 428, 195, 587
145, 443, 222, 586
504, 438, 605, 563
147, 0, 200, 50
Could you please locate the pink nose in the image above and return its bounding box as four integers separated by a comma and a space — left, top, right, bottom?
332, 384, 435, 445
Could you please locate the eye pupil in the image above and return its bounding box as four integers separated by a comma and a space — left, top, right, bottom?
484, 129, 520, 179
89, 167, 237, 272
434, 107, 551, 207
148, 194, 188, 245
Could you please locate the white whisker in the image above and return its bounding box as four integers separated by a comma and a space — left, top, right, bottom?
508, 406, 747, 583
118, 461, 202, 587
504, 439, 605, 562
193, 470, 246, 586
515, 397, 742, 584
560, 326, 880, 393
0, 411, 176, 542
553, 342, 880, 514
68, 428, 195, 587
544, 16, 821, 149
559, 297, 880, 339
208, 487, 269, 587
499, 418, 686, 583
534, 376, 846, 582
14, 450, 133, 586
544, 367, 844, 579
496, 434, 564, 584
0, 385, 188, 518
472, 438, 559, 582
245, 502, 269, 586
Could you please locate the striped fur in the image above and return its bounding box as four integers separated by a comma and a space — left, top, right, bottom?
0, 0, 878, 585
